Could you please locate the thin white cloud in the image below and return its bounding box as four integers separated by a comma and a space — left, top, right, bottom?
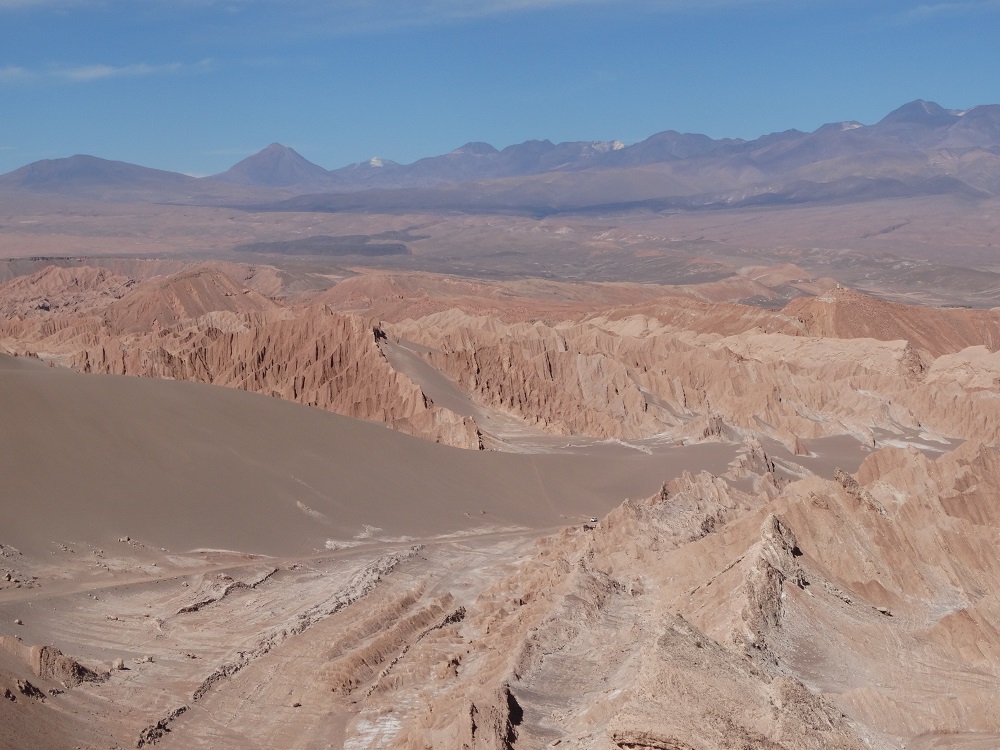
0, 59, 213, 85
0, 0, 862, 38
316, 0, 769, 25
0, 0, 91, 7
246, 0, 766, 36
0, 65, 32, 83
59, 62, 182, 81
0, 0, 793, 17
0, 0, 819, 43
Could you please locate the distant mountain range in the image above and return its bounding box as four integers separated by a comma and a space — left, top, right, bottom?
2, 100, 998, 214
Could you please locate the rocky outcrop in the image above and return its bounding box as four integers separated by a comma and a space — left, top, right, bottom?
175, 567, 276, 615
0, 637, 104, 688
14, 679, 44, 701
135, 705, 188, 748
835, 467, 888, 517
324, 595, 465, 696
738, 514, 805, 652
192, 548, 420, 704
608, 616, 866, 750
31, 645, 105, 687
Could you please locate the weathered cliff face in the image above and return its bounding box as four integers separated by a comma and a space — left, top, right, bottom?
0, 268, 483, 449
390, 312, 1000, 450
4, 264, 1000, 456
70, 308, 481, 449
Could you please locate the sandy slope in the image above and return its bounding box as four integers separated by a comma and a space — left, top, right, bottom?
0, 354, 737, 556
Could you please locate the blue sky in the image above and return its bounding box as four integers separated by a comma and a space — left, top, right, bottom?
1, 0, 999, 175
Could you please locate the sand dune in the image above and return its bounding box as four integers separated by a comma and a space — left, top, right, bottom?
0, 353, 736, 557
